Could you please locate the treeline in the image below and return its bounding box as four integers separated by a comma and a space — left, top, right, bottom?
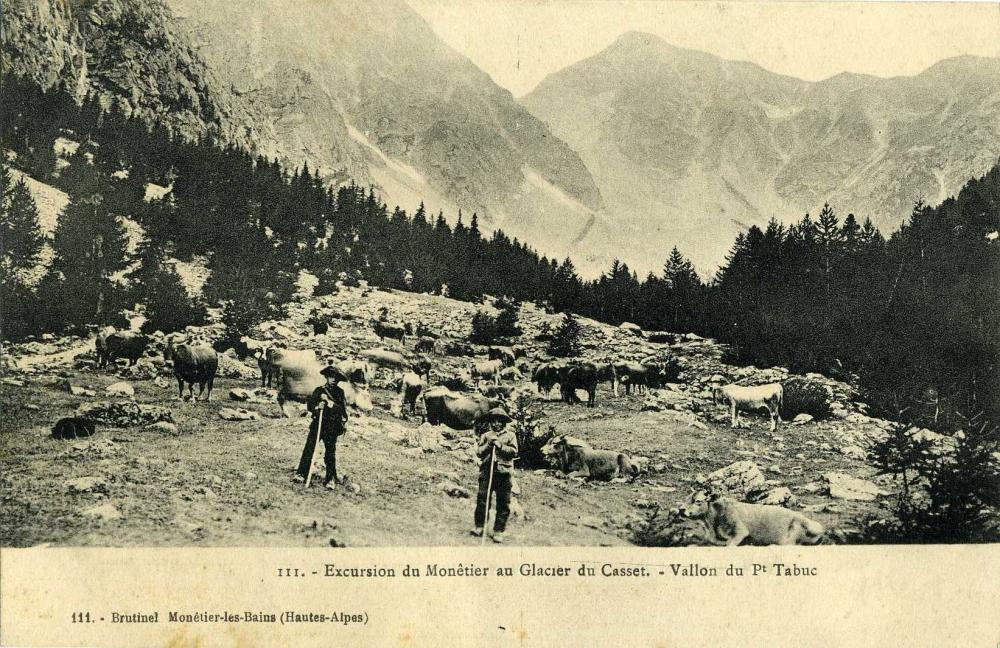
2, 73, 998, 430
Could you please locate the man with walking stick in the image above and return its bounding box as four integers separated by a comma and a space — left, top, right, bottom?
294, 365, 349, 490
471, 408, 518, 543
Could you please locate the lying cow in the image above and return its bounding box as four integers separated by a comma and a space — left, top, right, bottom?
372, 320, 406, 344
488, 346, 516, 367
164, 339, 218, 401
422, 387, 502, 430
398, 372, 424, 417
471, 359, 503, 386
96, 328, 150, 369
713, 382, 783, 432
693, 496, 825, 546
544, 435, 638, 481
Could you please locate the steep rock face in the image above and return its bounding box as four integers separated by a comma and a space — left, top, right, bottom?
3, 0, 268, 150
522, 31, 1000, 272
165, 0, 604, 263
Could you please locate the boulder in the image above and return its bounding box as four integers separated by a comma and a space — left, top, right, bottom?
146, 421, 179, 435
76, 401, 173, 428
68, 384, 95, 397
82, 502, 122, 521
752, 486, 796, 507
699, 460, 766, 499
218, 407, 261, 422
106, 382, 135, 398
67, 476, 108, 494
824, 472, 887, 501
229, 388, 253, 402
792, 413, 814, 425
440, 482, 470, 498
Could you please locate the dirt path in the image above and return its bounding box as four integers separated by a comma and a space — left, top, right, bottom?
12, 340, 94, 371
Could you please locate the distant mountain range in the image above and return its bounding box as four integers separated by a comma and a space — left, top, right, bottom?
522, 31, 1000, 271
6, 3, 999, 275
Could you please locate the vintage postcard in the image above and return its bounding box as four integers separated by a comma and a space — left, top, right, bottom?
1, 0, 998, 645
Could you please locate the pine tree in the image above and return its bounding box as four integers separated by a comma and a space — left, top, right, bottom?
548, 313, 583, 357
0, 168, 44, 284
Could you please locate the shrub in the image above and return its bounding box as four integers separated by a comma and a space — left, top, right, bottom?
222, 298, 267, 340
859, 410, 1000, 543
780, 377, 832, 419
140, 264, 207, 334
469, 311, 498, 345
547, 313, 582, 358
494, 303, 522, 338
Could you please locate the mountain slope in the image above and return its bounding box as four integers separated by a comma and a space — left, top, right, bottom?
522, 31, 1000, 272
165, 0, 605, 263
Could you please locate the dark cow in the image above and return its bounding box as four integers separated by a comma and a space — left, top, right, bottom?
308, 310, 329, 336
164, 340, 219, 402
488, 346, 516, 367
559, 362, 600, 407
595, 363, 619, 396
372, 320, 406, 344
398, 372, 425, 417
444, 341, 475, 357
532, 362, 563, 395
414, 336, 437, 354
511, 345, 528, 359
96, 329, 149, 369
422, 387, 502, 430
615, 362, 653, 395
411, 354, 432, 382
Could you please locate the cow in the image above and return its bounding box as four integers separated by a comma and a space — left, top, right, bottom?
479, 384, 514, 400
398, 372, 425, 417
471, 359, 504, 386
444, 341, 475, 357
694, 496, 824, 546
272, 349, 325, 417
712, 382, 784, 432
372, 320, 406, 344
415, 323, 439, 339
164, 340, 218, 402
558, 362, 599, 407
488, 346, 516, 367
422, 387, 502, 430
337, 359, 373, 386
414, 336, 437, 354
359, 348, 410, 372
411, 354, 432, 382
96, 328, 149, 369
543, 435, 638, 481
532, 362, 562, 395
595, 363, 619, 396
511, 345, 528, 359
499, 366, 522, 382
615, 362, 653, 395
307, 310, 329, 336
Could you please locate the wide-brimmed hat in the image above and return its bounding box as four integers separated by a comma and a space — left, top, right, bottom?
321, 365, 347, 380
483, 408, 512, 424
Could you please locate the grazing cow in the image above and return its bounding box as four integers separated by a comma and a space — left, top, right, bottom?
398, 372, 425, 417
511, 345, 528, 359
51, 417, 97, 440
444, 341, 475, 357
695, 496, 824, 546
414, 336, 437, 354
558, 362, 599, 407
411, 354, 432, 382
488, 346, 516, 367
422, 387, 502, 430
713, 383, 783, 432
337, 359, 373, 386
372, 320, 406, 344
415, 323, 439, 339
544, 435, 638, 481
595, 363, 619, 396
272, 349, 325, 417
532, 362, 562, 395
359, 348, 410, 372
615, 362, 654, 395
471, 359, 504, 386
96, 329, 149, 369
164, 340, 218, 402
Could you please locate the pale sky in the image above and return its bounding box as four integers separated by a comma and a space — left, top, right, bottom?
408, 0, 1000, 96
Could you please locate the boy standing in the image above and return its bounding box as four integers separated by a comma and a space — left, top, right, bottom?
471, 408, 518, 543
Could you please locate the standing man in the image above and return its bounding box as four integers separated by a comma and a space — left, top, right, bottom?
471, 408, 518, 543
294, 365, 349, 489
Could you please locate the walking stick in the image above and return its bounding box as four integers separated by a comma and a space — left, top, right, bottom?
305, 407, 324, 488
481, 445, 496, 546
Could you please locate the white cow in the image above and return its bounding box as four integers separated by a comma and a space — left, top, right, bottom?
713, 383, 783, 432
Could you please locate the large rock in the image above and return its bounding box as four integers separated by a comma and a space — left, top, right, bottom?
824, 472, 887, 501
698, 460, 766, 499
76, 401, 173, 428
218, 407, 261, 422
67, 476, 108, 494
146, 421, 179, 435
82, 502, 122, 521
106, 382, 136, 398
